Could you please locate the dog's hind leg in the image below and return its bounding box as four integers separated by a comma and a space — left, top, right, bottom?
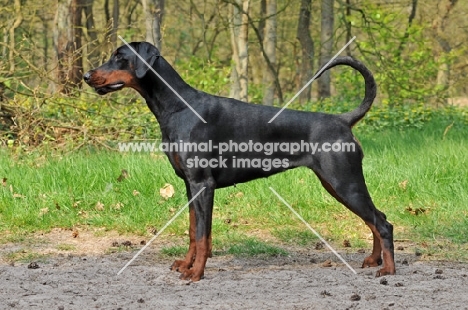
311, 156, 395, 276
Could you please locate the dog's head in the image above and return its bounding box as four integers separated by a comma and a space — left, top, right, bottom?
83, 42, 160, 95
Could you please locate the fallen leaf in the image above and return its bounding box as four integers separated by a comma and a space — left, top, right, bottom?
8, 184, 24, 198
322, 259, 332, 267
399, 180, 408, 190
159, 183, 175, 199
72, 230, 79, 238
406, 206, 427, 215
95, 201, 104, 211
113, 202, 124, 210
39, 208, 49, 216
235, 192, 244, 198
1, 177, 6, 187
121, 240, 132, 247
315, 242, 324, 250
117, 169, 129, 182
133, 190, 140, 196
77, 210, 88, 218
321, 290, 332, 297
147, 226, 157, 235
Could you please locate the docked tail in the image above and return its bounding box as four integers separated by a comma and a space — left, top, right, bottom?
315, 56, 377, 127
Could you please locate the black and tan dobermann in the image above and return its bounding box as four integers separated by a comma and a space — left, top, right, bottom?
84, 42, 395, 281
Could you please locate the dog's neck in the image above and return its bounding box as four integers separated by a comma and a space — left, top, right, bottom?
137, 57, 196, 123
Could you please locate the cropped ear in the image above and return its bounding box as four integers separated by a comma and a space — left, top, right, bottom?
134, 42, 160, 78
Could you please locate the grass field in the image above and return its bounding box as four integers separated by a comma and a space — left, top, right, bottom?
1, 112, 467, 260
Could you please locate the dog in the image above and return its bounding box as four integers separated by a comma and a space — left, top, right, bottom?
83, 42, 395, 281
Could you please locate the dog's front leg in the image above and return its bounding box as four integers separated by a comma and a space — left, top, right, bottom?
179, 180, 215, 281
171, 205, 196, 273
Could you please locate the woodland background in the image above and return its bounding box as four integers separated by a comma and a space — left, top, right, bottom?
0, 0, 466, 147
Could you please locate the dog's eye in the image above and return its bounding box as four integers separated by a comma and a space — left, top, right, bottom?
114, 53, 122, 61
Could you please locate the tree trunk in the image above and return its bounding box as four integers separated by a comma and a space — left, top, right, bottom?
433, 0, 458, 97
111, 0, 119, 45
296, 0, 314, 104
258, 0, 266, 40
53, 0, 84, 93
318, 0, 334, 99
69, 0, 84, 89
153, 0, 165, 51
250, 0, 266, 86
54, 0, 71, 93
344, 0, 352, 56
262, 0, 277, 106
83, 0, 100, 68
8, 0, 23, 74
396, 0, 418, 60
42, 15, 49, 71
142, 0, 152, 43
104, 0, 110, 23
142, 0, 165, 51
229, 0, 249, 102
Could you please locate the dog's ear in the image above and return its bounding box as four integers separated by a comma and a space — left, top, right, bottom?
134, 42, 160, 79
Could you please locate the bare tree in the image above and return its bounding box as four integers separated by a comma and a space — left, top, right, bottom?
187, 0, 224, 60
54, 0, 84, 93
70, 0, 84, 88
110, 0, 119, 44
83, 0, 100, 68
142, 0, 165, 51
296, 0, 314, 104
396, 0, 418, 60
104, 0, 110, 23
318, 0, 334, 99
229, 0, 250, 102
153, 0, 164, 51
250, 0, 265, 86
433, 0, 458, 95
344, 0, 352, 56
262, 0, 277, 106
8, 0, 23, 74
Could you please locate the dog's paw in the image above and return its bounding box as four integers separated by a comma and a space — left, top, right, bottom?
362, 255, 382, 268
179, 268, 204, 282
171, 260, 191, 273
375, 267, 396, 277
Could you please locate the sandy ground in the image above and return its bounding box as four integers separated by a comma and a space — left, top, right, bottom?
1, 231, 468, 309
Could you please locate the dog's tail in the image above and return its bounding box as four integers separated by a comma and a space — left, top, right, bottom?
315, 56, 377, 127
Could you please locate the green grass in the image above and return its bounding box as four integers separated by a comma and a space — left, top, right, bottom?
4, 249, 50, 263
1, 113, 467, 260
226, 238, 288, 257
